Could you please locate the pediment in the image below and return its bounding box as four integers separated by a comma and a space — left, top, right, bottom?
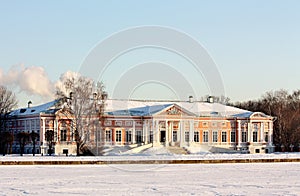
154, 104, 196, 117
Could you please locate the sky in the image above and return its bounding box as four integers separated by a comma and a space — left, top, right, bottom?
0, 1, 299, 107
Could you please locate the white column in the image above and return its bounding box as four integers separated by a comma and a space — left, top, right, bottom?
54, 119, 58, 142
132, 121, 136, 144
189, 120, 194, 144
260, 122, 264, 143
238, 120, 241, 146
165, 120, 169, 146
269, 121, 273, 145
170, 121, 174, 142
248, 122, 251, 142
155, 120, 160, 144
41, 117, 46, 155
180, 120, 184, 147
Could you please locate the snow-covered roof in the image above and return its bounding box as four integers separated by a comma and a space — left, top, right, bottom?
9, 100, 58, 117
107, 104, 173, 116
105, 99, 252, 118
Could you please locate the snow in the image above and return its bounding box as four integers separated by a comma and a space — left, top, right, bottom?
1, 151, 300, 161
0, 163, 300, 195
105, 99, 251, 117
9, 100, 57, 116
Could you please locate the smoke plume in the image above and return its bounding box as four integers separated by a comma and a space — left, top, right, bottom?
0, 64, 55, 99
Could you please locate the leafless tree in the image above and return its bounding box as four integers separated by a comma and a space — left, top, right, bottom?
56, 73, 107, 156
0, 85, 18, 155
17, 132, 30, 156
30, 131, 39, 156
233, 89, 300, 151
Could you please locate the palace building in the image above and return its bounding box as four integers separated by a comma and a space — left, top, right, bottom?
6, 98, 275, 155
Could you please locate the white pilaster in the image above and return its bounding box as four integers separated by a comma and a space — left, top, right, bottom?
189, 120, 194, 144
165, 120, 169, 146
238, 120, 241, 146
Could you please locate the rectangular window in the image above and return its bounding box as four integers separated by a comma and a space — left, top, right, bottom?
253, 131, 258, 142
203, 131, 208, 143
125, 130, 132, 143
115, 121, 122, 126
230, 131, 236, 143
194, 131, 199, 142
265, 132, 269, 142
61, 130, 67, 141
173, 131, 177, 142
136, 130, 142, 143
125, 121, 133, 126
116, 130, 122, 142
104, 120, 112, 126
184, 131, 189, 142
105, 130, 112, 142
213, 131, 218, 142
242, 131, 247, 142
222, 131, 227, 143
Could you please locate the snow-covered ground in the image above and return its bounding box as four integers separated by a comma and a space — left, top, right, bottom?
1, 163, 300, 195
1, 147, 300, 162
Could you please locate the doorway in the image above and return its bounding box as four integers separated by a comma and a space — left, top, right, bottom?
160, 130, 166, 142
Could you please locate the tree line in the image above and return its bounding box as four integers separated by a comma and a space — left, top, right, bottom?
232, 89, 300, 151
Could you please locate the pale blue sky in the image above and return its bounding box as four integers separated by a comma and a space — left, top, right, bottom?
1, 1, 299, 106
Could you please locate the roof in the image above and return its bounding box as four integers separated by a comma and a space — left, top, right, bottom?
9, 100, 58, 117
107, 104, 173, 116
105, 99, 252, 118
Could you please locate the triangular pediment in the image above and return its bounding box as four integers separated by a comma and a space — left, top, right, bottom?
153, 104, 196, 117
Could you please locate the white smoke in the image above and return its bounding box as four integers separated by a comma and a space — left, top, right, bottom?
0, 64, 55, 99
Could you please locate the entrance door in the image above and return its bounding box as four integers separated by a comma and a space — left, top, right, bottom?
160, 130, 166, 142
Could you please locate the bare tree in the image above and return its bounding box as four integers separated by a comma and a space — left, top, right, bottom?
233, 89, 300, 151
56, 73, 107, 156
17, 132, 30, 156
0, 86, 18, 155
45, 130, 55, 155
30, 131, 39, 156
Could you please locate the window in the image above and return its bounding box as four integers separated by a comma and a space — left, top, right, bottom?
202, 122, 208, 127
203, 131, 208, 143
116, 130, 122, 142
104, 121, 112, 126
265, 132, 269, 142
222, 122, 226, 127
115, 121, 122, 126
213, 131, 218, 142
222, 131, 227, 143
242, 131, 247, 142
185, 131, 189, 142
253, 131, 258, 142
230, 131, 236, 143
61, 130, 67, 141
136, 130, 142, 143
194, 131, 199, 142
105, 130, 112, 142
125, 121, 133, 126
173, 131, 177, 142
126, 130, 132, 143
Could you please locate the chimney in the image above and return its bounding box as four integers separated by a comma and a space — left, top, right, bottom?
28, 101, 32, 108
188, 96, 194, 103
207, 96, 214, 103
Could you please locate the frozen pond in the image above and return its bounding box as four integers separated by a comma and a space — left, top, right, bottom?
1, 163, 300, 195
